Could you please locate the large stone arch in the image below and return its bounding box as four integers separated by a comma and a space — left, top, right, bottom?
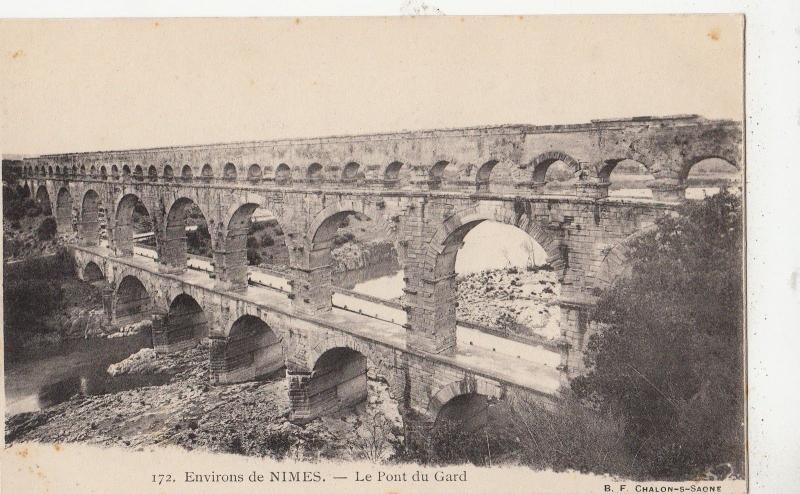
294, 199, 398, 314
55, 186, 73, 234
80, 260, 106, 283
113, 275, 153, 326
161, 196, 214, 272
215, 198, 287, 290
210, 314, 284, 384
383, 160, 410, 187
114, 193, 151, 257
594, 225, 658, 291
78, 189, 102, 246
288, 334, 399, 422
296, 344, 369, 421
35, 185, 52, 215
475, 159, 500, 191
595, 149, 655, 182
408, 201, 564, 355
528, 151, 583, 183
426, 378, 505, 432
428, 202, 564, 271
679, 154, 742, 181
154, 293, 208, 353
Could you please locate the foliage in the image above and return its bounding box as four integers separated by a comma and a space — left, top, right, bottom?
3, 184, 30, 222
333, 231, 356, 246
349, 412, 395, 462
37, 217, 58, 241
2, 249, 75, 334
503, 393, 633, 475
572, 191, 744, 479
186, 223, 213, 258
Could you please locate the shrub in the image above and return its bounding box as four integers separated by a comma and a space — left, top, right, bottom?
333, 231, 355, 246
572, 192, 744, 479
247, 249, 262, 266
37, 217, 58, 241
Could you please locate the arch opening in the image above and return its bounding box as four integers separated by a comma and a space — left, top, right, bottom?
201, 164, 214, 180
212, 315, 284, 384
429, 160, 453, 189
342, 162, 361, 181
156, 293, 207, 353
133, 165, 144, 181
303, 208, 403, 315
307, 162, 323, 182
217, 203, 289, 289
246, 207, 290, 268
147, 165, 158, 181
602, 159, 655, 199
100, 166, 107, 179
684, 158, 741, 200
35, 185, 52, 216
223, 162, 238, 180
429, 391, 512, 466
181, 165, 194, 181
384, 161, 411, 187
163, 165, 174, 181
275, 163, 291, 183
111, 165, 119, 178
247, 164, 262, 181
162, 198, 212, 271
308, 347, 369, 416
55, 187, 73, 235
416, 213, 564, 358
122, 165, 131, 178
534, 159, 578, 192
114, 275, 152, 326
476, 160, 499, 191
78, 190, 102, 246
82, 261, 104, 283
453, 221, 562, 343
114, 194, 153, 257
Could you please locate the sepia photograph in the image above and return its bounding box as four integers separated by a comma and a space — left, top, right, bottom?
0, 9, 771, 493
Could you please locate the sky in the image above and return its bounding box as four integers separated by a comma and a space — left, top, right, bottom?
0, 15, 743, 156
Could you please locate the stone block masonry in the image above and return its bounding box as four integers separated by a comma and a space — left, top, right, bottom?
13, 115, 741, 422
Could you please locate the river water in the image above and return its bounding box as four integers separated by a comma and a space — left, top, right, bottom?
4, 334, 168, 416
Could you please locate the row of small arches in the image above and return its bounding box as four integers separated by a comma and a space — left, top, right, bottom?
18, 154, 739, 186
23, 161, 383, 183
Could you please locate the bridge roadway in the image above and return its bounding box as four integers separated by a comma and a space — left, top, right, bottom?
75, 243, 561, 422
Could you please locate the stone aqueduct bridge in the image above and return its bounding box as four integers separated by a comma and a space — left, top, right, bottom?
11, 115, 741, 424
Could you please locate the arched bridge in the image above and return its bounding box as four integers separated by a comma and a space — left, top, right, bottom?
9, 114, 742, 424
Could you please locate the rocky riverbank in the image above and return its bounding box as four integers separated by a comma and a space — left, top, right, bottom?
456, 267, 561, 340
6, 342, 404, 462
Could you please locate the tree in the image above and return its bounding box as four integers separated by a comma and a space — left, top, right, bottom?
572, 191, 744, 479
37, 217, 58, 240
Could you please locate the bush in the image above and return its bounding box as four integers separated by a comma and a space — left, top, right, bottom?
247, 249, 262, 266
572, 192, 744, 479
246, 236, 260, 249
249, 221, 267, 233
37, 217, 57, 241
333, 231, 355, 246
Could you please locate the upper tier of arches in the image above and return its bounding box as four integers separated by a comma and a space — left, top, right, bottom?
15, 118, 741, 198
17, 153, 741, 195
